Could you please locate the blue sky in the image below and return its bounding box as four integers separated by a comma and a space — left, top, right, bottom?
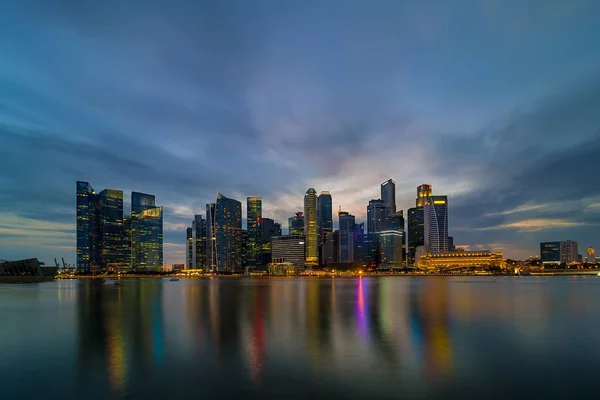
2, 0, 600, 265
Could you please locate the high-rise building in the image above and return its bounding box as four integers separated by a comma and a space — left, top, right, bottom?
214, 193, 242, 272
407, 207, 424, 265
338, 210, 356, 263
77, 181, 100, 272
304, 188, 318, 268
192, 214, 207, 270
261, 217, 282, 266
289, 212, 304, 235
123, 216, 132, 267
587, 247, 595, 263
560, 240, 578, 264
271, 235, 306, 270
131, 192, 163, 271
356, 233, 379, 267
323, 230, 339, 265
540, 242, 560, 264
205, 203, 217, 271
241, 229, 248, 268
381, 178, 396, 214
416, 184, 432, 207
246, 197, 263, 268
133, 205, 163, 270
379, 230, 404, 268
186, 227, 193, 269
317, 191, 333, 245
424, 196, 448, 254
386, 211, 405, 231
367, 199, 386, 233
98, 189, 126, 268
448, 236, 455, 252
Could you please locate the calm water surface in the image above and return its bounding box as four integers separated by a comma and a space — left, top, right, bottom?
1, 276, 599, 399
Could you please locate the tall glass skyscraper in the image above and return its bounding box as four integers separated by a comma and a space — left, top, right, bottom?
338, 210, 356, 263
381, 178, 396, 214
261, 217, 282, 266
407, 207, 424, 266
288, 212, 304, 235
131, 192, 163, 271
379, 230, 404, 267
304, 188, 318, 267
76, 181, 100, 272
214, 193, 242, 272
317, 191, 333, 245
246, 197, 262, 268
206, 203, 217, 271
192, 214, 207, 270
98, 189, 125, 267
367, 199, 386, 233
424, 196, 448, 253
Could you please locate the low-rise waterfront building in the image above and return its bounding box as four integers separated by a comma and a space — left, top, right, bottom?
418, 251, 505, 270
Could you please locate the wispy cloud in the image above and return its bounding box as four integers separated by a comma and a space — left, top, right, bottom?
476, 218, 585, 232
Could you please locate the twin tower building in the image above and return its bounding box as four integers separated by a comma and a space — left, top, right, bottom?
186, 180, 449, 272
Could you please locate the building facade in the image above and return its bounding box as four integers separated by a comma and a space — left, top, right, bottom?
381, 178, 396, 216
560, 240, 578, 264
205, 202, 217, 271
214, 193, 242, 272
407, 207, 424, 266
416, 184, 432, 207
338, 210, 356, 263
424, 195, 449, 253
323, 230, 339, 265
540, 242, 560, 264
192, 214, 207, 270
131, 192, 163, 271
289, 212, 304, 235
418, 251, 505, 270
186, 227, 193, 269
356, 233, 379, 267
367, 199, 386, 234
98, 189, 126, 268
76, 181, 99, 272
304, 188, 318, 268
379, 230, 404, 268
261, 217, 282, 266
271, 235, 306, 270
317, 191, 333, 245
246, 197, 263, 268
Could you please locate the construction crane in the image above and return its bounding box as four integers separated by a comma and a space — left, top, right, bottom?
54, 258, 60, 268
62, 257, 67, 269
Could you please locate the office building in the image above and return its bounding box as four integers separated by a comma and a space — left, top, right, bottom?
560, 240, 578, 264
317, 191, 333, 245
339, 210, 356, 263
192, 214, 207, 270
386, 211, 405, 231
424, 195, 449, 253
323, 230, 339, 265
289, 212, 304, 235
247, 197, 262, 268
242, 229, 248, 267
416, 184, 432, 207
448, 236, 455, 252
214, 193, 242, 272
356, 233, 379, 267
76, 181, 99, 272
304, 188, 318, 268
587, 247, 595, 263
367, 199, 386, 234
379, 230, 404, 268
123, 216, 132, 267
407, 207, 424, 265
271, 235, 306, 270
540, 242, 560, 264
131, 192, 163, 271
186, 227, 193, 269
381, 178, 396, 215
206, 203, 216, 271
261, 217, 282, 266
98, 189, 126, 268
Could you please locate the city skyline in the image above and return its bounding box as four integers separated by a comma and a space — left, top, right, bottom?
2, 1, 600, 266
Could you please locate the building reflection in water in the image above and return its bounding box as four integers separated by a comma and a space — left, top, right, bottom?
75, 277, 457, 397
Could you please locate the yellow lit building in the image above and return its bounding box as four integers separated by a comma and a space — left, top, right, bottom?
418, 251, 506, 270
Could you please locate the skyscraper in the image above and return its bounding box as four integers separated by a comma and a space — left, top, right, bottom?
424, 195, 449, 253
246, 197, 262, 268
323, 230, 339, 265
98, 189, 125, 268
407, 207, 424, 265
214, 193, 242, 272
289, 212, 304, 235
379, 230, 404, 268
367, 199, 386, 233
271, 235, 306, 270
131, 192, 163, 271
206, 202, 217, 271
416, 184, 432, 207
317, 191, 333, 245
381, 178, 396, 214
261, 217, 282, 266
77, 181, 100, 272
192, 214, 207, 270
186, 227, 193, 269
338, 210, 356, 263
304, 188, 318, 268
540, 242, 560, 264
356, 233, 379, 267
560, 240, 578, 264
